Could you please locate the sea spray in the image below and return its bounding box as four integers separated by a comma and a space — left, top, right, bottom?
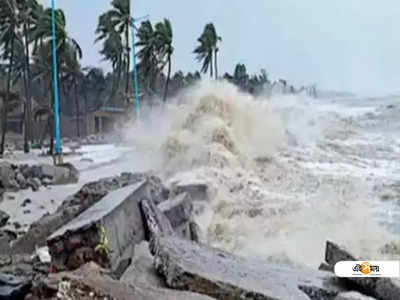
120, 80, 399, 267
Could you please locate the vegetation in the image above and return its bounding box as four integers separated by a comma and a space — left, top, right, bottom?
0, 0, 304, 155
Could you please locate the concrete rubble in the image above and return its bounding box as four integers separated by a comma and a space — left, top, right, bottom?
11, 172, 166, 254
0, 162, 80, 195
0, 172, 398, 299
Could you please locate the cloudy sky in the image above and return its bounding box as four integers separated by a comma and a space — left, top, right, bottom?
40, 0, 400, 95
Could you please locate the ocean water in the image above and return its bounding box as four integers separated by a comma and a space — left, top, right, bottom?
121, 81, 400, 268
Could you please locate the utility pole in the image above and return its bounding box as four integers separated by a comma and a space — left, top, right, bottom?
51, 0, 62, 165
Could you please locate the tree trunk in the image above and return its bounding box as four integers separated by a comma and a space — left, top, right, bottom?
163, 55, 171, 103
210, 52, 213, 79
214, 49, 218, 80
83, 93, 88, 137
49, 115, 54, 155
1, 35, 15, 156
125, 21, 130, 102
23, 18, 33, 151
74, 82, 80, 137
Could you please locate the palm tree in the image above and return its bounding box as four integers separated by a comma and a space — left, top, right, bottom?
18, 0, 41, 152
194, 23, 221, 79
62, 42, 83, 137
31, 7, 81, 153
0, 0, 19, 155
96, 0, 131, 101
155, 19, 173, 102
136, 20, 160, 95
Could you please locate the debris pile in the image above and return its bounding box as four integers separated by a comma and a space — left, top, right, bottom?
0, 172, 397, 299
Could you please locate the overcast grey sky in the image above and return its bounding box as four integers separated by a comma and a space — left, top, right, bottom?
41, 0, 400, 95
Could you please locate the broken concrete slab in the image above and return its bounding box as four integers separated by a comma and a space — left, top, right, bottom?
171, 181, 210, 202
37, 263, 215, 300
13, 172, 168, 254
325, 241, 400, 300
154, 236, 345, 300
47, 181, 152, 271
141, 198, 175, 240
158, 192, 193, 228
120, 241, 166, 289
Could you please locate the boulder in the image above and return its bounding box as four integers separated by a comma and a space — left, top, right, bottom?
15, 173, 27, 190
26, 178, 41, 192
0, 230, 17, 254
0, 162, 17, 190
335, 291, 377, 300
0, 273, 31, 300
154, 237, 345, 300
47, 181, 153, 271
325, 241, 400, 300
0, 210, 10, 227
53, 163, 79, 185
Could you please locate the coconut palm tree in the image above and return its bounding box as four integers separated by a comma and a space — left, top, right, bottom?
31, 7, 81, 153
154, 18, 173, 102
16, 0, 41, 152
194, 23, 221, 79
96, 0, 131, 101
136, 20, 158, 94
0, 0, 19, 155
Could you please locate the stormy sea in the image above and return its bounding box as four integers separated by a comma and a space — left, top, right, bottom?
120, 81, 400, 267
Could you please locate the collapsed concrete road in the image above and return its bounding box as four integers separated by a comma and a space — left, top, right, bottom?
153, 236, 346, 300
324, 241, 400, 300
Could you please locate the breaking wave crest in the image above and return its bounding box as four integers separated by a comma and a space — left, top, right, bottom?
121, 81, 399, 267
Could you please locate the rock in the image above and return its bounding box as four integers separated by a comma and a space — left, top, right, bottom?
6, 195, 15, 201
15, 173, 26, 190
26, 178, 40, 192
13, 222, 21, 230
325, 241, 400, 300
154, 237, 344, 300
47, 181, 153, 271
40, 178, 52, 187
0, 230, 17, 254
0, 210, 10, 227
20, 199, 31, 207
0, 273, 31, 300
335, 291, 377, 300
53, 163, 79, 185
23, 210, 31, 215
40, 262, 214, 300
0, 162, 17, 191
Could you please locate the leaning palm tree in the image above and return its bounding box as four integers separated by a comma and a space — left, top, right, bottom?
193, 23, 221, 80
154, 19, 173, 102
96, 0, 131, 100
